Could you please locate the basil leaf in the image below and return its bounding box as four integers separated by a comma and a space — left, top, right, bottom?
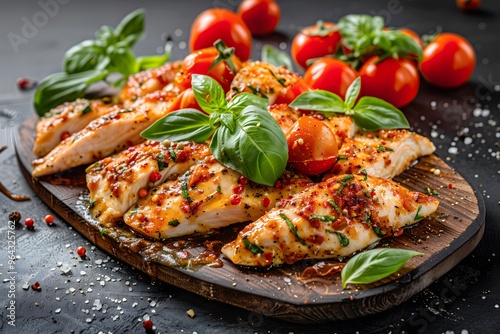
192, 74, 227, 114
64, 40, 103, 74
344, 77, 361, 110
96, 25, 117, 47
141, 109, 214, 143
210, 105, 288, 186
352, 96, 410, 131
135, 43, 171, 72
107, 46, 137, 77
243, 237, 263, 254
290, 90, 345, 114
114, 8, 145, 47
261, 44, 294, 70
338, 15, 384, 50
341, 248, 423, 289
227, 93, 268, 115
220, 113, 236, 132
34, 70, 108, 116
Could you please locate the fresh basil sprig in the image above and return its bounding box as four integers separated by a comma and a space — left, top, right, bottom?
141, 74, 288, 186
290, 77, 410, 131
335, 14, 423, 67
34, 9, 171, 116
341, 248, 423, 289
261, 45, 294, 70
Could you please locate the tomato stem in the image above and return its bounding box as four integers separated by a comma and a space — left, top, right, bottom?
210, 39, 237, 74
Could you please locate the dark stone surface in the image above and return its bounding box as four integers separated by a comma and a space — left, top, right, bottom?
1, 0, 499, 333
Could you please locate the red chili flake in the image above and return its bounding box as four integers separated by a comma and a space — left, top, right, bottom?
24, 217, 34, 229
113, 114, 121, 120
44, 214, 55, 225
370, 191, 376, 197
264, 252, 273, 264
232, 185, 244, 195
138, 188, 149, 198
262, 197, 271, 208
274, 180, 282, 188
60, 131, 70, 141
149, 171, 162, 183
143, 319, 154, 331
238, 176, 248, 186
448, 183, 453, 189
76, 246, 86, 257
17, 77, 37, 90
31, 281, 41, 291
394, 228, 404, 237
126, 140, 134, 147
230, 194, 241, 205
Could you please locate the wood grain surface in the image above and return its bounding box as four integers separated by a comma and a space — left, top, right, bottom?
16, 117, 485, 323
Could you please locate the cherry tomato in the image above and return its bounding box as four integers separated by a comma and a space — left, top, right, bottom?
456, 0, 480, 11
286, 116, 338, 175
359, 56, 420, 108
190, 8, 252, 61
237, 0, 280, 36
176, 44, 242, 93
419, 33, 476, 89
304, 58, 358, 99
274, 77, 310, 105
291, 21, 342, 70
169, 88, 202, 112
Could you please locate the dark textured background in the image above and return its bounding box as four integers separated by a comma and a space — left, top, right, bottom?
1, 0, 499, 333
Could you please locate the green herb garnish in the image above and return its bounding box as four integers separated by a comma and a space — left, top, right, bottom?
279, 213, 306, 246
310, 214, 336, 222
142, 75, 287, 186
34, 9, 171, 116
168, 219, 180, 227
414, 205, 425, 221
341, 248, 423, 289
290, 77, 410, 131
243, 237, 263, 254
326, 229, 350, 247
157, 153, 165, 171
261, 44, 294, 70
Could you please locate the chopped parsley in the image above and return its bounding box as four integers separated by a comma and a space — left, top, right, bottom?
372, 226, 386, 237
309, 214, 336, 222
326, 229, 349, 247
168, 219, 180, 227
414, 205, 424, 221
157, 153, 165, 171
327, 199, 341, 213
377, 145, 394, 152
359, 169, 368, 181
279, 213, 306, 246
168, 148, 178, 162
243, 237, 263, 254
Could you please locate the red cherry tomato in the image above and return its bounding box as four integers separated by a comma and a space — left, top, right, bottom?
190, 8, 252, 61
456, 0, 480, 11
237, 0, 280, 36
304, 58, 358, 99
286, 116, 338, 175
274, 77, 310, 105
419, 33, 476, 89
176, 45, 242, 93
170, 88, 202, 112
291, 21, 342, 69
359, 56, 420, 108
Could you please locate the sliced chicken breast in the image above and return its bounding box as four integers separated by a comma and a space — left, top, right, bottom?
123, 156, 312, 239
86, 141, 211, 226
222, 174, 439, 267
324, 129, 436, 180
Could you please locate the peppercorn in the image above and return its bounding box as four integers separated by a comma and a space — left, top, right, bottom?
9, 211, 21, 224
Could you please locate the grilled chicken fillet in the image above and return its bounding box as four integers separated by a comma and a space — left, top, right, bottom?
32, 90, 179, 177
324, 129, 436, 180
123, 156, 312, 239
86, 141, 211, 226
222, 174, 439, 267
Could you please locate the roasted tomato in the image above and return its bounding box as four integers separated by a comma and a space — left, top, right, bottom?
176, 42, 242, 93
169, 88, 202, 112
286, 115, 338, 175
359, 56, 420, 108
291, 21, 342, 69
237, 0, 280, 36
189, 8, 252, 61
456, 0, 481, 11
274, 77, 310, 105
304, 58, 358, 99
419, 33, 476, 88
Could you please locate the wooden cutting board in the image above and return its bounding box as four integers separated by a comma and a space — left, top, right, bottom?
16, 117, 485, 323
